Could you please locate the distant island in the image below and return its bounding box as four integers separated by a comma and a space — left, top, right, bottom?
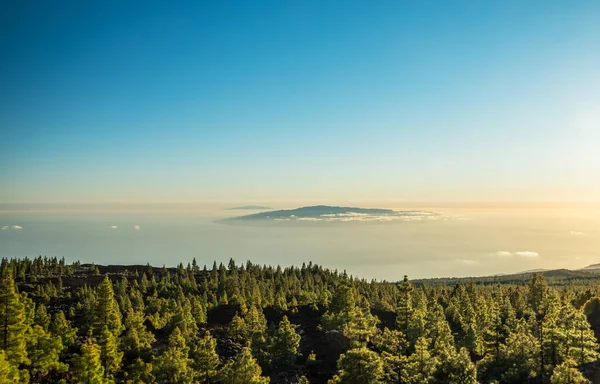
226, 205, 272, 210
220, 205, 444, 224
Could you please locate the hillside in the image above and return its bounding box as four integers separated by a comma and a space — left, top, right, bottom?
2, 257, 600, 383
414, 266, 600, 286
221, 205, 443, 223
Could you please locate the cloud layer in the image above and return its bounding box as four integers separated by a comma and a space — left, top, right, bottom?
493, 250, 539, 258
2, 225, 23, 230
273, 211, 446, 223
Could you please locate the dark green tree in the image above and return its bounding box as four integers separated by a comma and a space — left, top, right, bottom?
72, 337, 109, 384
219, 347, 270, 384
550, 358, 589, 384
94, 275, 123, 337
328, 347, 384, 384
0, 268, 29, 367
26, 325, 68, 380
269, 315, 301, 369
99, 325, 123, 379
191, 331, 220, 383
153, 327, 194, 384
50, 310, 77, 348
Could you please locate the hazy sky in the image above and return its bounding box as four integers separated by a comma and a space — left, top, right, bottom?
1, 1, 599, 204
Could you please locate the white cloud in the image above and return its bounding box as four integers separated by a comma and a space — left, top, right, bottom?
11, 225, 23, 230
133, 225, 140, 230
110, 225, 118, 229
1, 226, 8, 230
515, 251, 539, 258
493, 250, 539, 258
570, 231, 586, 236
457, 259, 478, 265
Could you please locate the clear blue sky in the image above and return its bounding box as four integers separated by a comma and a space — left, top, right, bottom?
1, 1, 599, 203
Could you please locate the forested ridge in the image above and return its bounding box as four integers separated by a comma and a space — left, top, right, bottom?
1, 257, 600, 383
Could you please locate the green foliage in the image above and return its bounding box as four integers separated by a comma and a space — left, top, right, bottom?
50, 310, 77, 348
499, 318, 540, 383
219, 347, 270, 384
0, 268, 29, 367
99, 326, 123, 379
26, 324, 68, 379
550, 358, 589, 384
396, 275, 414, 335
342, 303, 380, 347
191, 331, 220, 383
228, 314, 247, 342
0, 350, 21, 383
438, 347, 478, 384
1, 257, 600, 384
269, 315, 301, 369
565, 307, 599, 365
125, 358, 155, 384
373, 327, 407, 355
153, 327, 194, 384
405, 337, 438, 384
94, 275, 123, 337
122, 309, 155, 357
34, 303, 50, 330
72, 337, 109, 384
328, 347, 384, 384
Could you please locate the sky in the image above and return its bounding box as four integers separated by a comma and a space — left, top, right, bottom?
1, 1, 599, 204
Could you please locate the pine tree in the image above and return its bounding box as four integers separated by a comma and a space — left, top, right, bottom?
99, 325, 123, 379
0, 267, 29, 366
437, 347, 478, 384
407, 307, 427, 346
122, 309, 155, 357
125, 357, 155, 384
328, 347, 384, 384
219, 347, 270, 384
0, 350, 20, 383
172, 298, 198, 341
153, 327, 194, 384
550, 358, 589, 384
34, 303, 50, 330
343, 303, 380, 347
425, 300, 455, 359
269, 315, 301, 369
396, 276, 414, 336
567, 307, 599, 366
50, 310, 77, 348
26, 324, 68, 380
373, 327, 407, 355
322, 285, 356, 330
381, 351, 408, 383
245, 306, 268, 342
499, 318, 540, 383
405, 337, 438, 384
463, 323, 484, 359
228, 314, 247, 342
192, 331, 220, 383
94, 275, 123, 337
72, 337, 109, 384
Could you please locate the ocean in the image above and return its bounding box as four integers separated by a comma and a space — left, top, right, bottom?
1, 203, 598, 280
